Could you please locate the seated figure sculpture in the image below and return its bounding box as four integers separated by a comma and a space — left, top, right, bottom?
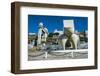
62, 20, 80, 50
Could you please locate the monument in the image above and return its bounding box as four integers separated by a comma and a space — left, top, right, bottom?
63, 20, 79, 49
37, 22, 48, 47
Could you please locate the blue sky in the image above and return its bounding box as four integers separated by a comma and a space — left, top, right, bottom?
28, 15, 88, 34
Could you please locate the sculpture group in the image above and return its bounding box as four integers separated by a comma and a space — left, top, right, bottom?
37, 20, 80, 51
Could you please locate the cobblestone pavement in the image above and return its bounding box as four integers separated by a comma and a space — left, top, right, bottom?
28, 51, 88, 61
